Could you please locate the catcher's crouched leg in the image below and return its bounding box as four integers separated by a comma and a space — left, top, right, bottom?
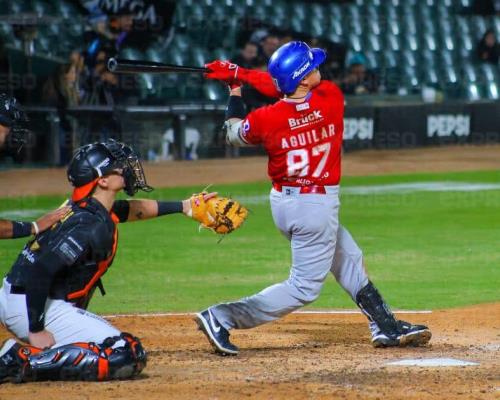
13, 332, 146, 382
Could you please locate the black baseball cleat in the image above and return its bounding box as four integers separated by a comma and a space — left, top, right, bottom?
397, 320, 432, 347
0, 339, 23, 383
195, 309, 239, 356
370, 320, 432, 348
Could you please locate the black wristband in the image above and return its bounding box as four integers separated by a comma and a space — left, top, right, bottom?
12, 221, 33, 238
225, 95, 246, 120
157, 201, 183, 216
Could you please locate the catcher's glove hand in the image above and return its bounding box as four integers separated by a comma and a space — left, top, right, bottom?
189, 193, 248, 234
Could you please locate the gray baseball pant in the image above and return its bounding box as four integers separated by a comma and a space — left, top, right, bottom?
212, 187, 369, 330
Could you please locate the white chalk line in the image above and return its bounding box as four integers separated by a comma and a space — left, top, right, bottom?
237, 182, 500, 204
343, 181, 500, 194
1, 182, 498, 213
103, 310, 432, 319
0, 209, 50, 219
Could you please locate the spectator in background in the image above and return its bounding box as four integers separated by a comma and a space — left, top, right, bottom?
476, 29, 499, 64
69, 50, 89, 103
87, 49, 119, 105
83, 12, 115, 69
311, 38, 347, 81
234, 31, 282, 111
109, 9, 135, 51
248, 28, 270, 47
232, 42, 258, 68
108, 8, 156, 51
70, 51, 85, 79
339, 53, 379, 95
42, 63, 79, 165
43, 64, 79, 107
84, 9, 136, 57
83, 49, 124, 142
89, 13, 115, 42
259, 33, 281, 63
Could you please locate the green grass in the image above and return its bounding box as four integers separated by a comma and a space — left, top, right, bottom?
0, 170, 499, 313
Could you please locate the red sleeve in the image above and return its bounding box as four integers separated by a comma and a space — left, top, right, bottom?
322, 81, 344, 140
238, 68, 282, 99
239, 107, 269, 145
317, 80, 344, 104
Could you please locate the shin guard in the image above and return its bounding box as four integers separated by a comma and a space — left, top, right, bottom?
355, 281, 399, 336
19, 332, 146, 382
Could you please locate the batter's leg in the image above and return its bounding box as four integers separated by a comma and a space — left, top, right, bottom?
197, 190, 340, 354
330, 225, 431, 348
329, 225, 369, 300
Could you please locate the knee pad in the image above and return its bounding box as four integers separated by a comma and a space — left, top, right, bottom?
20, 332, 147, 382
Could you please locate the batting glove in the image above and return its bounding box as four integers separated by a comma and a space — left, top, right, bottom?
204, 60, 242, 87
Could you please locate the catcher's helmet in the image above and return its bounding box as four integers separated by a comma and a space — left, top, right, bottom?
67, 139, 153, 201
0, 93, 29, 153
268, 41, 326, 95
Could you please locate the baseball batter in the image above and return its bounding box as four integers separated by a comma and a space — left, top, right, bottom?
0, 139, 216, 383
196, 41, 431, 355
0, 93, 69, 240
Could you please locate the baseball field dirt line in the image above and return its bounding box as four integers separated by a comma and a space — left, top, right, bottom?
0, 303, 498, 399
0, 144, 499, 198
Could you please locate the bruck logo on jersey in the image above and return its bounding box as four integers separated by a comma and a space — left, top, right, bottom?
288, 110, 323, 130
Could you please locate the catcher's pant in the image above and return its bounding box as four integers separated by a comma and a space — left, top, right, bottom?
0, 277, 120, 347
211, 186, 369, 330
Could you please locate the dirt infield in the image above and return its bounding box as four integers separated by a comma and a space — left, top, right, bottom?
0, 144, 499, 197
0, 303, 498, 399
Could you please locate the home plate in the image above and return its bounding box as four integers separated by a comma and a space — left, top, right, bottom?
386, 358, 479, 367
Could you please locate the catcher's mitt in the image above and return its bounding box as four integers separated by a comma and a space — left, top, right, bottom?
190, 193, 248, 234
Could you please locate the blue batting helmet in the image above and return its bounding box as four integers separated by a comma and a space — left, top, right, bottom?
268, 41, 326, 94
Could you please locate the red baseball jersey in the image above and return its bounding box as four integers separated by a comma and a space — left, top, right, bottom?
240, 80, 344, 186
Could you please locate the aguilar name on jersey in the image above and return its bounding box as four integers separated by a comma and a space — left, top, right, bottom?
240, 80, 344, 186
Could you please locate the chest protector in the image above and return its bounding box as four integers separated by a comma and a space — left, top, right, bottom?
64, 211, 120, 309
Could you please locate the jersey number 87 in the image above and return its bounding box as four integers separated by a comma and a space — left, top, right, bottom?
287, 143, 331, 178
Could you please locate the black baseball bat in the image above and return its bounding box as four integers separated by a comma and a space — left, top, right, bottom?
107, 58, 210, 74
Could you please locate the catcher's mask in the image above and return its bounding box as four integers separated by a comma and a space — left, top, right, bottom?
0, 93, 30, 154
67, 139, 153, 202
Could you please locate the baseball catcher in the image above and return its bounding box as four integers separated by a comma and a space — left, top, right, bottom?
0, 93, 69, 240
195, 41, 431, 355
0, 139, 244, 383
